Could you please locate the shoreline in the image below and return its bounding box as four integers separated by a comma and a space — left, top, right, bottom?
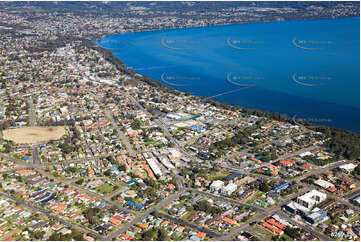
86, 16, 359, 136
96, 16, 360, 40
88, 40, 360, 137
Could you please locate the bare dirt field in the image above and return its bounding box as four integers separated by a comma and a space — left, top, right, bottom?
2, 126, 67, 144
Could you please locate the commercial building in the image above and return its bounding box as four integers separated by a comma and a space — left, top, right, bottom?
146, 158, 163, 177
210, 180, 224, 193
296, 189, 327, 209
126, 201, 144, 211
274, 182, 289, 192
285, 190, 327, 215
157, 156, 175, 170
305, 209, 328, 224
314, 179, 335, 189
339, 163, 358, 173
221, 183, 238, 196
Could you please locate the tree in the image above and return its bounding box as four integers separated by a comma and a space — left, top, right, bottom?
4, 143, 12, 153
284, 226, 302, 240
271, 153, 278, 160
152, 211, 159, 218
131, 119, 142, 130
118, 165, 126, 172
59, 140, 74, 154
158, 228, 169, 241
75, 179, 84, 185
144, 178, 156, 188
84, 207, 100, 225
104, 170, 111, 177
259, 182, 270, 193
34, 231, 45, 240
143, 228, 156, 240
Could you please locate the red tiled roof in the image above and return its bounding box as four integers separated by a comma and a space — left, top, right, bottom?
262, 222, 282, 234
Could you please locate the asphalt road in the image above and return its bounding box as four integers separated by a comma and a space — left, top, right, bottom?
103, 192, 184, 240
293, 159, 353, 183
344, 189, 360, 200
28, 96, 35, 126
2, 68, 356, 242
158, 212, 221, 238
104, 109, 135, 157
0, 153, 137, 217
276, 212, 333, 241
0, 192, 104, 240
189, 189, 264, 212
215, 187, 309, 241
32, 145, 40, 165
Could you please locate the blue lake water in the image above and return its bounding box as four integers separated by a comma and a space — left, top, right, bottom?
96, 17, 360, 133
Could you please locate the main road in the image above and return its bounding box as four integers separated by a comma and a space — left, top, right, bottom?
213, 187, 332, 241
103, 190, 185, 240
189, 188, 264, 212
28, 96, 35, 126
32, 144, 40, 166
158, 212, 221, 238
0, 192, 104, 240
62, 73, 191, 240
28, 96, 40, 166
276, 212, 333, 241
104, 109, 135, 157
0, 153, 137, 216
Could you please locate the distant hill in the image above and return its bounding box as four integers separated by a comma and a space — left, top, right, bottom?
0, 1, 359, 16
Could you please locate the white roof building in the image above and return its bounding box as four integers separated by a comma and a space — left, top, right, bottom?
158, 156, 175, 170
146, 158, 163, 177
299, 151, 312, 157
339, 163, 357, 172
297, 189, 327, 209
286, 201, 311, 214
221, 183, 238, 195
314, 179, 335, 189
210, 180, 224, 192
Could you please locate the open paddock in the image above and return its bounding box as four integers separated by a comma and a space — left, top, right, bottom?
2, 126, 67, 144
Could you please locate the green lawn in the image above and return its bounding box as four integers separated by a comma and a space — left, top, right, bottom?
348, 215, 360, 223
198, 170, 230, 181
245, 190, 264, 204
247, 224, 275, 241
96, 183, 118, 194
279, 233, 293, 241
